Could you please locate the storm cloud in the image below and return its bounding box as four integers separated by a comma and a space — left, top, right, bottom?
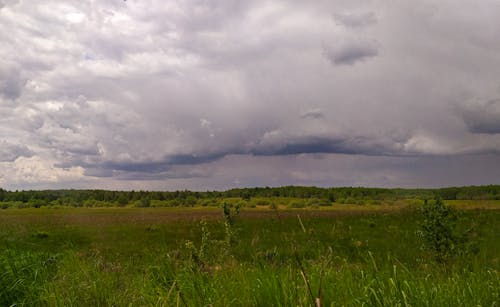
0, 0, 500, 190
460, 98, 500, 134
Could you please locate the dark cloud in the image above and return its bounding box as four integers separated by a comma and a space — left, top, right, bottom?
300, 108, 324, 119
0, 140, 33, 162
68, 131, 413, 180
83, 167, 114, 178
324, 40, 378, 65
0, 67, 25, 100
113, 167, 212, 181
71, 151, 225, 177
460, 99, 500, 134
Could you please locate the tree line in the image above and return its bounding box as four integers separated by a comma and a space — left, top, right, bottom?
0, 185, 499, 208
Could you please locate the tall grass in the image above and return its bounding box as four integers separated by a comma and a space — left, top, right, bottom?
0, 250, 58, 306
0, 207, 498, 306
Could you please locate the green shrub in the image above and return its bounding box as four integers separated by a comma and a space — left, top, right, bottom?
184, 196, 198, 207
116, 195, 128, 207
318, 199, 332, 206
169, 199, 181, 207
355, 199, 365, 205
417, 199, 476, 262
345, 197, 356, 204
33, 231, 49, 239
135, 197, 151, 207
14, 202, 30, 209
307, 198, 331, 207
254, 199, 270, 206
289, 201, 305, 208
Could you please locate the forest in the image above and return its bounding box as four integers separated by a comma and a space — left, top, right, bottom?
0, 185, 499, 208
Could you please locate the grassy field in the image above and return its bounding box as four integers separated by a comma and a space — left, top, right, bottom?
1, 203, 499, 306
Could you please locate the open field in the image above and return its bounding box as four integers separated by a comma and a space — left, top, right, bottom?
1, 203, 499, 306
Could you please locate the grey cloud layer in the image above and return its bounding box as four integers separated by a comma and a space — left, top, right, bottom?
0, 0, 500, 189
459, 99, 500, 134
0, 141, 33, 162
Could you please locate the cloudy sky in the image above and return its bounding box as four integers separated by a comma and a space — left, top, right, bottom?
1, 0, 500, 190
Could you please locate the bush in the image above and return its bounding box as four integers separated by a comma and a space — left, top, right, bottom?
254, 199, 270, 207
116, 195, 129, 207
366, 199, 382, 205
15, 202, 30, 209
355, 199, 365, 205
169, 200, 181, 207
307, 198, 331, 207
288, 200, 305, 208
32, 231, 49, 239
318, 199, 332, 206
184, 196, 198, 207
135, 197, 151, 207
417, 199, 476, 262
344, 198, 356, 204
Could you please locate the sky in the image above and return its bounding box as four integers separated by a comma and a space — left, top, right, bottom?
1, 0, 500, 191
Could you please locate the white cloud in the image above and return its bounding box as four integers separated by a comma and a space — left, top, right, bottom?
0, 156, 85, 187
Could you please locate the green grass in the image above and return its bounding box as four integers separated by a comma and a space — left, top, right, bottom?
0, 206, 498, 306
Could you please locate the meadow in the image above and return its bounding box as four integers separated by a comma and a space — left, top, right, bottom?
1, 201, 499, 306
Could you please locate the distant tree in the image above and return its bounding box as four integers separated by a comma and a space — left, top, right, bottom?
327, 191, 336, 202
242, 192, 251, 201
137, 197, 151, 208
184, 196, 198, 207
117, 194, 129, 207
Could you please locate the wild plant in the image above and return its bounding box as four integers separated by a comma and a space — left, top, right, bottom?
184, 220, 211, 268
417, 198, 477, 262
222, 202, 240, 249
184, 204, 241, 270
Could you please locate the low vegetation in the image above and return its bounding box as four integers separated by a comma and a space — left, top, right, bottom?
0, 197, 498, 306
